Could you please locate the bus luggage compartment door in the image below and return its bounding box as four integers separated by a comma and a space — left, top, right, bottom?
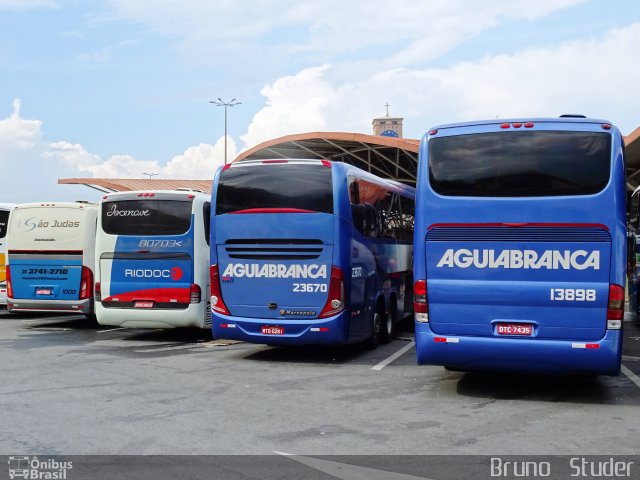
425, 226, 611, 341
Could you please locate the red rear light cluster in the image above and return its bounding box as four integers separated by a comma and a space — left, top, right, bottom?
319, 266, 345, 318
413, 280, 428, 323
210, 265, 230, 315
79, 266, 93, 300
6, 265, 12, 298
190, 284, 201, 304
606, 284, 624, 329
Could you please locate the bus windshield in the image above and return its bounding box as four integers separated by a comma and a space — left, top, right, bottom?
0, 210, 9, 239
216, 163, 333, 214
102, 199, 193, 236
429, 131, 611, 197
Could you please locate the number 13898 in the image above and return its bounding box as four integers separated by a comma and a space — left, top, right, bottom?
550, 288, 596, 301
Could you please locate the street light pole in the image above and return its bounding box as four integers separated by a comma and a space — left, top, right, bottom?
210, 98, 241, 165
142, 172, 158, 180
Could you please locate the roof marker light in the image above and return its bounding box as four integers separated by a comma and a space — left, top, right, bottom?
512, 122, 522, 128
103, 195, 108, 200
221, 164, 232, 171
429, 129, 438, 135
601, 123, 612, 130
321, 160, 332, 168
188, 195, 195, 199
524, 122, 534, 128
500, 123, 510, 129
137, 193, 143, 197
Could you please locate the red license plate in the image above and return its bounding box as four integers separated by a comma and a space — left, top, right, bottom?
134, 301, 154, 309
497, 323, 533, 336
261, 325, 284, 335
36, 289, 53, 295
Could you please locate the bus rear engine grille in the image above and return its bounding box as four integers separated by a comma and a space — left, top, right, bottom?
426, 226, 611, 243
224, 239, 324, 260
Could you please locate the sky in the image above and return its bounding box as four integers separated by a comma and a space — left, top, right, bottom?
0, 0, 639, 203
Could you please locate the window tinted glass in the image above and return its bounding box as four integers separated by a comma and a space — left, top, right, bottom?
349, 178, 414, 242
102, 200, 193, 235
216, 164, 333, 214
0, 210, 9, 239
203, 202, 211, 245
429, 131, 611, 197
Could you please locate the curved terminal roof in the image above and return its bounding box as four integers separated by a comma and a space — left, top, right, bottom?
58, 178, 212, 194
235, 132, 420, 185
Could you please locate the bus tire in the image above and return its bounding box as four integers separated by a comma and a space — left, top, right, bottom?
365, 311, 383, 350
380, 298, 396, 344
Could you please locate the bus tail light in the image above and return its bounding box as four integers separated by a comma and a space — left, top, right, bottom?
414, 280, 428, 323
190, 284, 201, 304
79, 266, 93, 300
6, 265, 12, 299
209, 265, 230, 315
95, 282, 101, 302
606, 284, 624, 329
319, 266, 345, 318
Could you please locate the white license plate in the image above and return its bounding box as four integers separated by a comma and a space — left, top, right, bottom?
496, 323, 533, 336
134, 301, 154, 309
36, 289, 53, 296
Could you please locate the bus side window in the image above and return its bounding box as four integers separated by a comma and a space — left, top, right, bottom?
203, 202, 211, 246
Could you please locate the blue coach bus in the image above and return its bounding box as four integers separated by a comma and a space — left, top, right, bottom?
413, 117, 626, 376
210, 159, 415, 348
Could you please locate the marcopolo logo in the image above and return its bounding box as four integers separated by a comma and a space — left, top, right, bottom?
222, 263, 327, 279
8, 456, 72, 479
125, 266, 183, 280
436, 249, 600, 270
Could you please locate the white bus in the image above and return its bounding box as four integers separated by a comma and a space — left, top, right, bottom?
6, 201, 98, 315
95, 190, 211, 329
0, 203, 15, 306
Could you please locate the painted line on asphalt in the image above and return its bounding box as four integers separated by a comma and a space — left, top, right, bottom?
97, 327, 127, 333
621, 364, 640, 390
622, 355, 640, 362
371, 341, 415, 371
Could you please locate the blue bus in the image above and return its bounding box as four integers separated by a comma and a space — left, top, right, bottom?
210, 159, 415, 347
414, 117, 626, 376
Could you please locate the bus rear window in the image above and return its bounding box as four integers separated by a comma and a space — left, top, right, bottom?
0, 210, 9, 239
102, 200, 193, 236
429, 131, 612, 197
216, 163, 333, 214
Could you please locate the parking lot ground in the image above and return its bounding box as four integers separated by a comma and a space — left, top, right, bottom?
1, 310, 640, 455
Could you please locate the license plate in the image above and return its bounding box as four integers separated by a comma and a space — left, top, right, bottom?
261, 325, 284, 335
134, 301, 154, 309
36, 288, 53, 296
497, 323, 533, 336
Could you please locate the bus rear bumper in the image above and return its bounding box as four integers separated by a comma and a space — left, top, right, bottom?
415, 322, 622, 376
7, 298, 93, 314
95, 302, 208, 329
211, 311, 349, 345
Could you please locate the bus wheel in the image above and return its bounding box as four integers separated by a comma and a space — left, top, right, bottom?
365, 312, 383, 350
379, 310, 393, 344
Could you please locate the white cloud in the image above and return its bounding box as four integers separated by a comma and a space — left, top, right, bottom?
103, 0, 584, 68
0, 101, 234, 202
240, 21, 640, 145
0, 99, 42, 152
